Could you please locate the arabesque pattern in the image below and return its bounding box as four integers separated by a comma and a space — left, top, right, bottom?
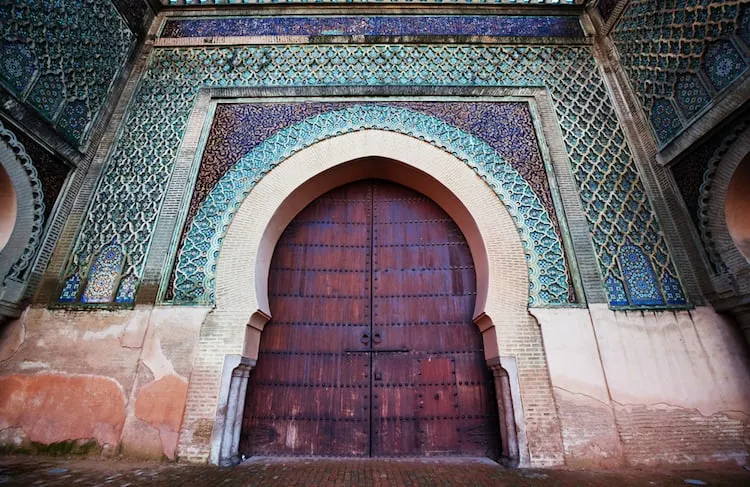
0, 118, 45, 284
60, 44, 686, 308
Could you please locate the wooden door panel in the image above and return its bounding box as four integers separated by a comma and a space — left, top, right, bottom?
373, 296, 476, 329
242, 182, 372, 457
371, 181, 499, 458
374, 221, 466, 245
266, 296, 369, 325
373, 418, 420, 456
260, 325, 370, 353
375, 268, 476, 296
272, 246, 370, 270
372, 246, 473, 272
248, 417, 369, 457
249, 354, 369, 386
373, 324, 482, 354
373, 387, 419, 419
268, 270, 370, 296
371, 353, 415, 383
281, 221, 370, 245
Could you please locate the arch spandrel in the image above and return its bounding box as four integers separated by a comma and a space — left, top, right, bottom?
173, 105, 570, 309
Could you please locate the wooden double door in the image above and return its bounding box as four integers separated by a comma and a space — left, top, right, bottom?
240, 180, 499, 457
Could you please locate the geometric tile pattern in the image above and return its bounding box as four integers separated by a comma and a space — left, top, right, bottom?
165, 101, 576, 304
618, 243, 665, 306
674, 73, 711, 120
613, 0, 750, 146
0, 118, 46, 285
171, 104, 571, 306
703, 39, 748, 91
0, 1, 134, 146
160, 15, 584, 38
80, 242, 124, 303
650, 99, 683, 144
59, 44, 686, 308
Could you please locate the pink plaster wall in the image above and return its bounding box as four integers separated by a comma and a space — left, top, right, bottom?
0, 307, 208, 459
588, 305, 750, 466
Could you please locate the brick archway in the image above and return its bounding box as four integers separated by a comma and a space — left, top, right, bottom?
184, 130, 536, 466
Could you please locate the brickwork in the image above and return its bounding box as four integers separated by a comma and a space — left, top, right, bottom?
614, 403, 748, 466
3, 456, 749, 487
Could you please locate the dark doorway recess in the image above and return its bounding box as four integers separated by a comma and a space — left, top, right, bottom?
240, 180, 500, 457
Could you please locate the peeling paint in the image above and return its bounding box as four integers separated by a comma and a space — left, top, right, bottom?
82, 324, 127, 341
18, 361, 49, 370
0, 374, 127, 447
140, 329, 175, 380
134, 375, 189, 460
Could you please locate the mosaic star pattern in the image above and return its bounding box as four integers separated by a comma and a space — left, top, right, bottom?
613, 0, 750, 146
160, 15, 584, 39
59, 44, 686, 309
0, 1, 135, 146
80, 243, 125, 303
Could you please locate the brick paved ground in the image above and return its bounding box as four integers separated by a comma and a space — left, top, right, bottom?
0, 456, 748, 486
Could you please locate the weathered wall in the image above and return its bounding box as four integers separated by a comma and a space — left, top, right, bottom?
591, 305, 750, 466
537, 305, 750, 467
0, 306, 208, 459
533, 308, 623, 468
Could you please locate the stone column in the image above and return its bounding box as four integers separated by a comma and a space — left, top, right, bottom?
215, 358, 255, 467
487, 358, 519, 467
